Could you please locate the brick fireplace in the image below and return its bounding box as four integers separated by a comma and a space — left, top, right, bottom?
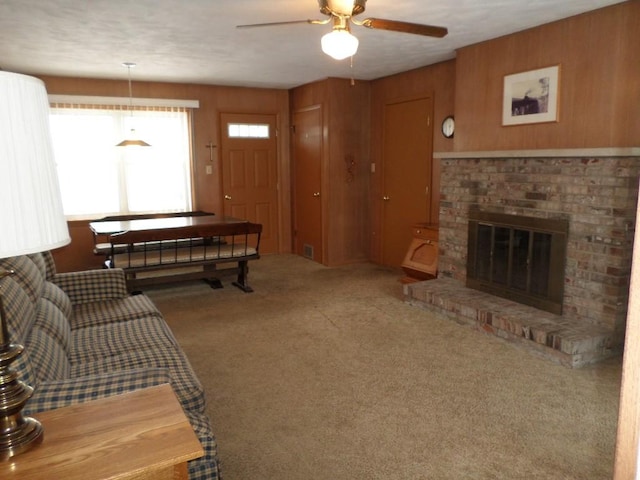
404, 149, 640, 367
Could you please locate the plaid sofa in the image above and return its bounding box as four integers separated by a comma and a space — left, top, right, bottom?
0, 251, 221, 480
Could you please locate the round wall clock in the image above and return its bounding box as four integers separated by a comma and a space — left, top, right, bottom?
441, 115, 455, 138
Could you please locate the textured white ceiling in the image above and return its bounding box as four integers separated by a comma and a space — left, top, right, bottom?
0, 0, 626, 89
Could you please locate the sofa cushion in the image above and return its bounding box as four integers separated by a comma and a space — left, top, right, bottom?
27, 327, 70, 382
42, 281, 73, 319
70, 294, 162, 330
1, 276, 36, 345
69, 316, 178, 364
34, 298, 72, 354
0, 255, 44, 306
70, 347, 206, 413
27, 253, 48, 280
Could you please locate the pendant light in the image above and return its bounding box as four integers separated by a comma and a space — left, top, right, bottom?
116, 62, 151, 147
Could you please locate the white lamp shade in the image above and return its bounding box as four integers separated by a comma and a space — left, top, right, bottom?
0, 72, 70, 258
321, 29, 359, 60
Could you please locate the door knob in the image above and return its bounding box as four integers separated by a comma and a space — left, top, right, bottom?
224, 195, 232, 200
383, 196, 390, 201
313, 192, 321, 197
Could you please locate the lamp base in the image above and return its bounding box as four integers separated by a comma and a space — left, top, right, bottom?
0, 415, 43, 460
0, 336, 44, 461
0, 341, 45, 460
0, 269, 44, 460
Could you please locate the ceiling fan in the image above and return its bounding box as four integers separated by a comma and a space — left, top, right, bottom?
237, 0, 448, 60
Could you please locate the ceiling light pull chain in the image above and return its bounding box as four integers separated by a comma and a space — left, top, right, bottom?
350, 55, 355, 86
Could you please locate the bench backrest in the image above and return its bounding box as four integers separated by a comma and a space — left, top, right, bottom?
107, 221, 262, 270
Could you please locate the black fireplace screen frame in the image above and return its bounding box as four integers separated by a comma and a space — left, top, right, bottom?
466, 210, 568, 315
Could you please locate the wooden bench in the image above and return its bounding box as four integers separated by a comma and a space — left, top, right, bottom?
91, 214, 262, 292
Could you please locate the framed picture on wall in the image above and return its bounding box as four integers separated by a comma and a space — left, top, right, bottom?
502, 65, 560, 126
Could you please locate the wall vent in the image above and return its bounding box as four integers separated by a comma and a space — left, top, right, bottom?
303, 244, 314, 260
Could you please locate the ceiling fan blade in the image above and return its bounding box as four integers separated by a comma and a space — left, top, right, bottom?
360, 18, 448, 38
237, 19, 327, 28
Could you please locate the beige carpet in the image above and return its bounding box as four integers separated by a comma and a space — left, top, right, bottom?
145, 254, 622, 480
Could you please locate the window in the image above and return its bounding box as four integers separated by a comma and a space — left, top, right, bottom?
227, 123, 270, 139
49, 103, 193, 220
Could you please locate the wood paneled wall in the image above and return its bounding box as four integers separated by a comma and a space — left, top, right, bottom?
324, 78, 371, 265
453, 1, 640, 151
370, 60, 457, 156
38, 76, 292, 271
290, 77, 371, 266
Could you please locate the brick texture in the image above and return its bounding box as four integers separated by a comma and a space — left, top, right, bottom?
437, 155, 639, 342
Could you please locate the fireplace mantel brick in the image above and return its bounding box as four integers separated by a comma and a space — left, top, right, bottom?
406, 154, 640, 367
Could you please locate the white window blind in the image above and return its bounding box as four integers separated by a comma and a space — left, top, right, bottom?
49, 102, 194, 220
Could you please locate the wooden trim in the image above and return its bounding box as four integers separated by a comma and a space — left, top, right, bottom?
613, 179, 640, 479
434, 148, 640, 159
48, 94, 199, 108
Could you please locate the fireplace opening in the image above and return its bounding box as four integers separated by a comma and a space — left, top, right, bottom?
466, 211, 568, 315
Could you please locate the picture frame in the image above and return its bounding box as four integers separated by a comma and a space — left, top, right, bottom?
502, 65, 560, 126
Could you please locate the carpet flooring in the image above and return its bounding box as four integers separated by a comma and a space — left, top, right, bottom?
145, 254, 622, 480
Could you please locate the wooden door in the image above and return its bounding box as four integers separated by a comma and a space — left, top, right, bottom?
292, 106, 323, 263
381, 97, 433, 267
220, 113, 279, 254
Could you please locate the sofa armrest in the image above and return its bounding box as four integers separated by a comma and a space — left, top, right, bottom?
51, 268, 129, 305
25, 367, 172, 415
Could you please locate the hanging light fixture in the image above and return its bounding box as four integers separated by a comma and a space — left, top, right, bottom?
116, 62, 151, 147
321, 16, 359, 60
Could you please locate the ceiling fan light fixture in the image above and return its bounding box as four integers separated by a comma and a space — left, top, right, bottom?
321, 28, 359, 60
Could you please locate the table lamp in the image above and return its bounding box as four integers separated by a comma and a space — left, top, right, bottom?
0, 71, 71, 459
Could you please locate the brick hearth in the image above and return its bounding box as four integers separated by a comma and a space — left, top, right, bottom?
404, 149, 640, 367
404, 277, 617, 367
